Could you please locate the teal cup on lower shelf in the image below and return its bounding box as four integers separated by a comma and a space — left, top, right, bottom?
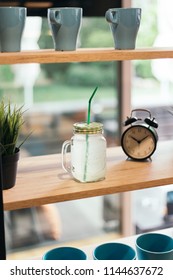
135, 233, 173, 260
93, 242, 136, 260
42, 246, 87, 260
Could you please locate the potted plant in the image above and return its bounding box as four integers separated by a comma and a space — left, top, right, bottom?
0, 100, 29, 190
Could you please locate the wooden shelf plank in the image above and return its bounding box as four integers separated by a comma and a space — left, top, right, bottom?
0, 47, 173, 64
3, 140, 173, 211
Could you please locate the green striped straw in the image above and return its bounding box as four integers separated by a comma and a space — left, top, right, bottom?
87, 86, 98, 124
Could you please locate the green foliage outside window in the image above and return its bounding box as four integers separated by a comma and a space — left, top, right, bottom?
133, 0, 158, 79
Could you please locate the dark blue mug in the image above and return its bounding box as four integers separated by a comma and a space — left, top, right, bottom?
136, 233, 173, 260
43, 246, 87, 260
93, 242, 136, 260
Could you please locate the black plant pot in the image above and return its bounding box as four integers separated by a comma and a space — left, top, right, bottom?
2, 148, 20, 190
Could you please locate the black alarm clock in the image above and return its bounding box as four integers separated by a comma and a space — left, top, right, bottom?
121, 109, 159, 161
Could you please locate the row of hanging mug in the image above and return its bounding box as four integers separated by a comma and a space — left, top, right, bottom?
0, 6, 142, 52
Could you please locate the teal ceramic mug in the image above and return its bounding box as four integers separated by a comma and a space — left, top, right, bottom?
135, 233, 173, 260
93, 242, 136, 260
0, 7, 27, 52
47, 7, 82, 51
42, 246, 87, 260
105, 8, 141, 49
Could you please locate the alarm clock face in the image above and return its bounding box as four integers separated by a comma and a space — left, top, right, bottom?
121, 124, 157, 160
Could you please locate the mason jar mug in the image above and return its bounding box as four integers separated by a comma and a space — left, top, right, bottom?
61, 122, 107, 183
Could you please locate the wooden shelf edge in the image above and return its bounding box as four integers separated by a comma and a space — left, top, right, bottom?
3, 140, 173, 211
0, 47, 173, 64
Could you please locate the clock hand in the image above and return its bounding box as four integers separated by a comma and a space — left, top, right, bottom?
130, 136, 140, 144
139, 135, 149, 143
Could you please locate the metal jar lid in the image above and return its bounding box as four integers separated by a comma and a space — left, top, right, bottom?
73, 122, 103, 134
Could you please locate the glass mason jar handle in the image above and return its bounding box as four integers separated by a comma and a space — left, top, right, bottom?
61, 140, 72, 174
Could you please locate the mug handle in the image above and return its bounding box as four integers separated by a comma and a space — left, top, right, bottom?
105, 10, 118, 25
49, 10, 62, 27
61, 140, 72, 174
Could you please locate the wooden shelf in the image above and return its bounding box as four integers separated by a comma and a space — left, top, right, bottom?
0, 47, 173, 64
3, 140, 173, 211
